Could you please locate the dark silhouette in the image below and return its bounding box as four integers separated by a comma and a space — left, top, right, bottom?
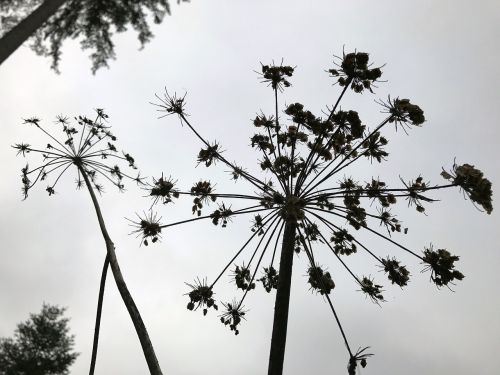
13, 111, 163, 375
0, 304, 78, 375
138, 50, 492, 374
0, 0, 187, 72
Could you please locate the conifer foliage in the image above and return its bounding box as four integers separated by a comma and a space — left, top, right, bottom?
0, 0, 188, 72
0, 304, 78, 375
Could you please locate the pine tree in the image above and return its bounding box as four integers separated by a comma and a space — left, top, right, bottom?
0, 304, 78, 375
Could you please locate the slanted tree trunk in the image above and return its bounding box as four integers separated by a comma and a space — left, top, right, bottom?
0, 0, 67, 66
80, 167, 163, 375
268, 221, 297, 375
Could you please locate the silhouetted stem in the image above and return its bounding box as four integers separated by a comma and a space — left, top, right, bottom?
80, 166, 163, 375
89, 254, 109, 375
268, 221, 296, 375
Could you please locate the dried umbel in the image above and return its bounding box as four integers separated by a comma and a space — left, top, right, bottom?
307, 265, 335, 295
138, 49, 492, 374
186, 278, 218, 316
220, 300, 247, 335
422, 245, 464, 287
441, 163, 493, 214
147, 174, 179, 205
128, 211, 163, 246
13, 110, 142, 199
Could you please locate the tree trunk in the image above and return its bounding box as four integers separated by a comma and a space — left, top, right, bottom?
0, 0, 67, 66
80, 167, 163, 375
89, 254, 109, 375
268, 221, 297, 375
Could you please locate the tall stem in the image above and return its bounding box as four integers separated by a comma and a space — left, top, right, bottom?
89, 255, 109, 375
268, 221, 297, 375
80, 167, 163, 375
0, 0, 67, 66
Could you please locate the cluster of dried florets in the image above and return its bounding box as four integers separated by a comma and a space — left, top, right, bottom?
220, 300, 246, 335
422, 245, 464, 287
307, 265, 335, 295
258, 266, 279, 292
441, 163, 493, 214
186, 278, 218, 316
232, 264, 256, 291
132, 49, 491, 374
129, 211, 163, 246
147, 174, 179, 205
329, 51, 383, 93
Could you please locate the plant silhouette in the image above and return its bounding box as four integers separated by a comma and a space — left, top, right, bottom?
138, 50, 492, 375
13, 111, 163, 375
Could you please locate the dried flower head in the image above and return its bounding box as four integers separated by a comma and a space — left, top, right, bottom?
359, 276, 385, 303
144, 49, 492, 374
329, 51, 383, 93
220, 300, 247, 335
259, 61, 295, 91
13, 110, 142, 200
232, 264, 255, 291
258, 266, 279, 293
441, 163, 493, 214
307, 265, 335, 295
186, 278, 218, 316
147, 174, 180, 206
422, 245, 464, 288
379, 96, 426, 130
128, 211, 163, 246
381, 257, 410, 287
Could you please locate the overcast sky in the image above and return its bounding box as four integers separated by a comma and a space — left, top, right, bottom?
1, 1, 499, 374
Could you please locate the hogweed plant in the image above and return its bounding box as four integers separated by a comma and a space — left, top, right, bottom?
137, 50, 492, 375
13, 111, 164, 375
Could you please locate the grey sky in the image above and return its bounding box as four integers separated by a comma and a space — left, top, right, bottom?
1, 1, 499, 374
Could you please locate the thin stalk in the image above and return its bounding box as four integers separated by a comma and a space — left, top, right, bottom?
159, 205, 270, 230
237, 217, 283, 309
210, 209, 279, 288
308, 206, 423, 260
178, 113, 273, 193
80, 166, 163, 375
89, 255, 109, 375
298, 229, 353, 358
307, 209, 383, 264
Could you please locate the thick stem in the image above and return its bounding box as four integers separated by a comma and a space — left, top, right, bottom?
0, 0, 67, 66
80, 167, 163, 375
89, 255, 109, 375
268, 221, 297, 375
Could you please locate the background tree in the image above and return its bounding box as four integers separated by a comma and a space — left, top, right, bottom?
12, 111, 163, 375
137, 50, 492, 375
0, 0, 188, 72
0, 304, 78, 375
